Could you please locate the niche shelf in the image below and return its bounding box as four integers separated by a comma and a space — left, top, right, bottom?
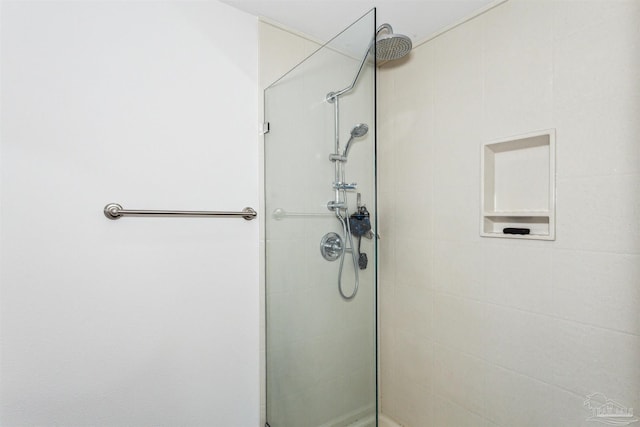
481, 129, 555, 240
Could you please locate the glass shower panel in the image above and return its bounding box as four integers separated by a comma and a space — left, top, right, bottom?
264, 10, 376, 427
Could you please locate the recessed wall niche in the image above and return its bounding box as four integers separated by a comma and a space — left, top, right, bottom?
481, 129, 556, 240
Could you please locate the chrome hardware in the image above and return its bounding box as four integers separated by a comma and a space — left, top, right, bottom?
104, 203, 124, 219
272, 208, 332, 220
333, 182, 357, 190
320, 232, 343, 261
327, 201, 346, 210
326, 91, 338, 103
261, 122, 270, 135
103, 203, 257, 221
329, 154, 347, 162
325, 38, 371, 102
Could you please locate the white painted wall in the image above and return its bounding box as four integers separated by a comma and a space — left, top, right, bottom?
379, 0, 640, 426
0, 1, 259, 425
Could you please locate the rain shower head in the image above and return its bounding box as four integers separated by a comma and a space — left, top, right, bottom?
343, 123, 369, 157
376, 24, 412, 61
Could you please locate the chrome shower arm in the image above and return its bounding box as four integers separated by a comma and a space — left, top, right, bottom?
325, 38, 373, 103
376, 23, 393, 35
326, 23, 411, 103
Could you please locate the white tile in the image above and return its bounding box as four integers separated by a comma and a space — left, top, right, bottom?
377, 134, 396, 196
380, 378, 412, 427
432, 136, 479, 192
552, 385, 640, 427
482, 0, 554, 139
379, 279, 395, 339
379, 281, 394, 391
304, 226, 344, 288
340, 326, 376, 376
552, 249, 640, 335
394, 124, 433, 197
433, 17, 483, 144
394, 189, 433, 240
555, 175, 640, 253
483, 44, 554, 139
394, 331, 433, 391
432, 139, 480, 242
378, 228, 396, 286
553, 320, 640, 403
265, 239, 308, 294
484, 364, 555, 427
482, 243, 553, 313
432, 15, 483, 106
392, 50, 435, 196
433, 343, 487, 416
275, 377, 345, 426
391, 43, 434, 113
483, 0, 554, 52
552, 0, 618, 41
433, 94, 483, 154
553, 0, 640, 40
342, 366, 376, 415
433, 293, 486, 357
268, 335, 339, 398
553, 5, 640, 108
399, 385, 433, 427
432, 241, 484, 300
482, 305, 556, 384
551, 387, 602, 427
432, 183, 481, 242
555, 94, 640, 177
395, 238, 432, 289
376, 3, 640, 426
379, 331, 395, 413
265, 214, 307, 240
394, 284, 433, 341
267, 286, 338, 347
378, 413, 403, 427
432, 395, 489, 427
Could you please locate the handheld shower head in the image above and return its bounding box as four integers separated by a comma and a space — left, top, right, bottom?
343, 123, 369, 157
351, 123, 369, 138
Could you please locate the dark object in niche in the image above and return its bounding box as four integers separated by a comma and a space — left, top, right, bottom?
503, 227, 530, 235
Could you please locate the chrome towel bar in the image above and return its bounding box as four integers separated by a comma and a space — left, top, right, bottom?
103, 203, 257, 221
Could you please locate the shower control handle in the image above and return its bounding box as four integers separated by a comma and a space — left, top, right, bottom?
327, 201, 346, 210
333, 182, 357, 190
320, 232, 343, 261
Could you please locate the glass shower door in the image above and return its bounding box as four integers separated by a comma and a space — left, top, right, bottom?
264, 10, 376, 427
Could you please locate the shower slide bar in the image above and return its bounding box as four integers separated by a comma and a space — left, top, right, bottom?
103, 203, 257, 221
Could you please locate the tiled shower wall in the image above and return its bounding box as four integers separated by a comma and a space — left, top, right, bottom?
378, 1, 640, 426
